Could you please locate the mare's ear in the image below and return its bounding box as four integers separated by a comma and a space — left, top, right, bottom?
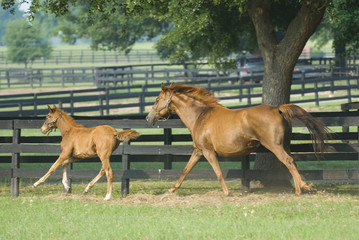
52, 104, 57, 110
47, 105, 53, 113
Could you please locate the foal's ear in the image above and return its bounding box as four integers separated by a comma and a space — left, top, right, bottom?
47, 105, 53, 113
161, 83, 166, 90
52, 104, 58, 110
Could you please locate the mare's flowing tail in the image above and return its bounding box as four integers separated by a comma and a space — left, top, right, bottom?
115, 130, 141, 142
279, 104, 331, 159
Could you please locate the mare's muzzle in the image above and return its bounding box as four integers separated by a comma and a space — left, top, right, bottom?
146, 112, 157, 126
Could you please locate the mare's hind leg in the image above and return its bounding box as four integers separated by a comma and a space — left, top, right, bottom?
169, 148, 202, 193
267, 145, 309, 195
202, 149, 229, 196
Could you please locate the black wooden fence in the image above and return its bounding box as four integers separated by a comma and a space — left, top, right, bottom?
0, 111, 358, 197
0, 49, 162, 66
1, 69, 359, 117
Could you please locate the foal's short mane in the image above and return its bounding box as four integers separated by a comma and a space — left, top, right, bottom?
54, 107, 83, 127
168, 84, 219, 107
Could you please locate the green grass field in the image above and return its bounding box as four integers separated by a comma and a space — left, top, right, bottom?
0, 181, 358, 240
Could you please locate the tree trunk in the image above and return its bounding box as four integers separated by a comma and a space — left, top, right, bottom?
247, 0, 326, 187
254, 56, 295, 188
334, 34, 346, 68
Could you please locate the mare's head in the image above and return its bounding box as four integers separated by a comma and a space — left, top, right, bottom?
146, 83, 218, 126
146, 83, 174, 126
41, 105, 63, 135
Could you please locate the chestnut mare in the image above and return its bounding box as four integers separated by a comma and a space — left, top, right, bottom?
146, 83, 329, 195
33, 105, 140, 200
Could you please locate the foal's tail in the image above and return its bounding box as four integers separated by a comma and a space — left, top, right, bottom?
115, 130, 141, 142
279, 104, 330, 158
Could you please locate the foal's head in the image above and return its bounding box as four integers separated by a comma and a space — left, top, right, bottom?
41, 105, 63, 135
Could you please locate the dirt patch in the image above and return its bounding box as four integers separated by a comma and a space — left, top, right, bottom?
44, 189, 357, 207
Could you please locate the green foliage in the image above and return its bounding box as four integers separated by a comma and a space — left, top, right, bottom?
327, 0, 359, 55
0, 3, 23, 45
2, 19, 52, 67
56, 1, 167, 53
131, 0, 256, 65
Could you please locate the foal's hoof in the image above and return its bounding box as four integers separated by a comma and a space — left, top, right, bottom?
307, 183, 317, 192
103, 194, 111, 201
168, 187, 177, 193
302, 183, 316, 192
32, 184, 37, 188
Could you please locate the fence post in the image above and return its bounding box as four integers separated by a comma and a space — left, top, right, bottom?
164, 129, 173, 169
6, 70, 10, 88
139, 87, 146, 114
241, 156, 250, 196
314, 79, 319, 106
34, 93, 37, 116
70, 91, 74, 115
106, 88, 110, 115
121, 138, 130, 197
62, 69, 65, 87
11, 123, 20, 197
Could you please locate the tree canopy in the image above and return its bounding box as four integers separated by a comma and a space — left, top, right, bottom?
3, 1, 359, 67
2, 19, 52, 68
0, 3, 23, 45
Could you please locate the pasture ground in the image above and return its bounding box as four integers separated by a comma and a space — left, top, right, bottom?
0, 181, 358, 240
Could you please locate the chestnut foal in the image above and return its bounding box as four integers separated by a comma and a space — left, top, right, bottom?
33, 105, 140, 200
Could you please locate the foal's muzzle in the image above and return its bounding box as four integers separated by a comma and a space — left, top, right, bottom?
40, 125, 51, 135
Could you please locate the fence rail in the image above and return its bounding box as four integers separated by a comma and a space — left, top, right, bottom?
0, 110, 358, 197
0, 49, 162, 67
1, 68, 358, 117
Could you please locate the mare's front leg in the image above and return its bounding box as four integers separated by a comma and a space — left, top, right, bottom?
32, 153, 70, 188
169, 148, 202, 193
202, 149, 229, 196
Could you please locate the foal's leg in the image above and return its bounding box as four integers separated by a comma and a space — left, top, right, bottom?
32, 154, 68, 188
83, 167, 106, 194
169, 148, 202, 193
202, 149, 229, 196
61, 158, 75, 193
90, 150, 113, 200
102, 158, 113, 201
62, 164, 71, 193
